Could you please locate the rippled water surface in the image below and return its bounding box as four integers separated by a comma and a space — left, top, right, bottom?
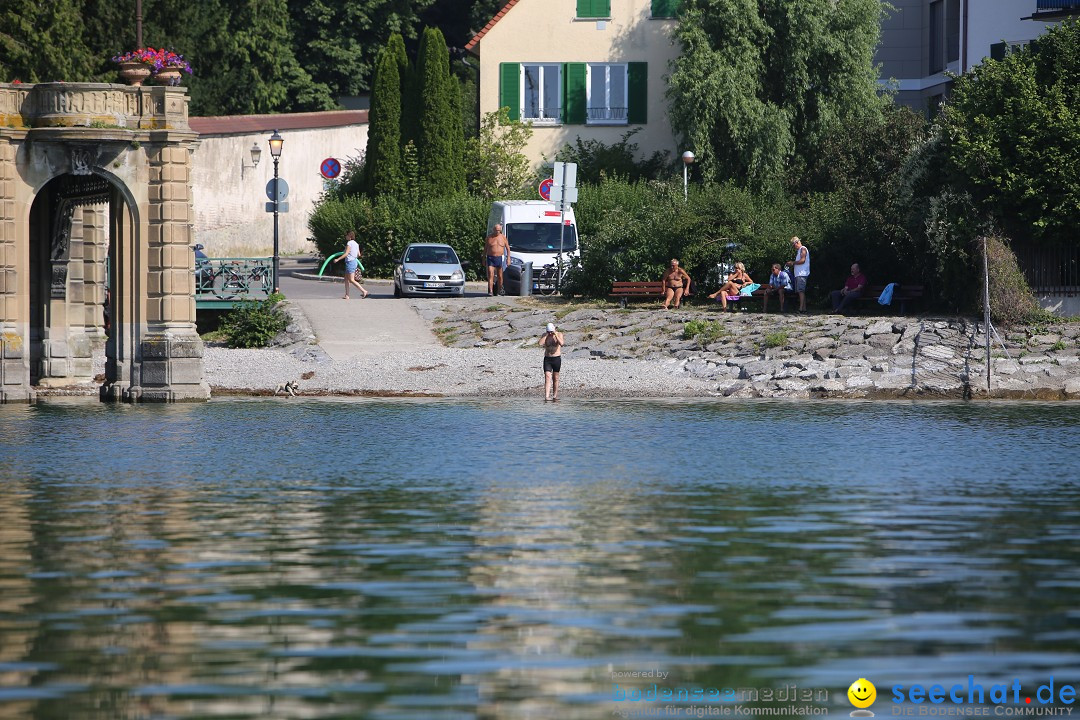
1, 399, 1079, 719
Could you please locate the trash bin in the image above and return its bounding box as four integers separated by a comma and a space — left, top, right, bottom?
520, 261, 533, 296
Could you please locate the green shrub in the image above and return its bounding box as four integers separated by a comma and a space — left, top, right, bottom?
221, 293, 290, 348
308, 193, 490, 279
570, 177, 804, 298
981, 234, 1041, 327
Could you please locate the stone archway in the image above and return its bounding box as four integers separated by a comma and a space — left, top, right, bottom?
0, 82, 209, 402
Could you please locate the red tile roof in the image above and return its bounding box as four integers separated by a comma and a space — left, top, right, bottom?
189, 110, 368, 136
464, 0, 522, 53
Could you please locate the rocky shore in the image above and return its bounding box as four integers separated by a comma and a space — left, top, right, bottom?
198, 297, 1080, 400
408, 299, 1080, 400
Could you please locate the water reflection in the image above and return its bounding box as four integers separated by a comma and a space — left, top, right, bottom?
0, 399, 1078, 718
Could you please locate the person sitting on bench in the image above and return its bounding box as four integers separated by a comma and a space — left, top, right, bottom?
761, 263, 791, 312
708, 262, 753, 310
830, 263, 867, 314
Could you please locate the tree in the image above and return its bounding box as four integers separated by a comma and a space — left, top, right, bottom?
465, 108, 533, 200
364, 41, 405, 196
667, 0, 887, 190
0, 0, 96, 83
940, 19, 1080, 246
414, 27, 464, 197
288, 0, 435, 102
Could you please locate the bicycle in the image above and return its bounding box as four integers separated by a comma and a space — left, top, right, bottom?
535, 263, 560, 296
213, 262, 247, 300
247, 263, 273, 296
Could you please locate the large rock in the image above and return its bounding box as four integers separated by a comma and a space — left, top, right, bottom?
865, 321, 895, 337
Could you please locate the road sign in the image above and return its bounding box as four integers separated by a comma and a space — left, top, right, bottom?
553, 161, 578, 190
266, 201, 289, 213
539, 177, 553, 200
320, 158, 341, 179
265, 178, 289, 201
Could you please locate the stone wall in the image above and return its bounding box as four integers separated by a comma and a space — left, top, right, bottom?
430, 304, 1080, 399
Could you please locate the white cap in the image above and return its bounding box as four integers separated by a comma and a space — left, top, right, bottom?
546, 323, 556, 333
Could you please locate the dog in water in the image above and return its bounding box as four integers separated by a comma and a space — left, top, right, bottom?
275, 380, 299, 396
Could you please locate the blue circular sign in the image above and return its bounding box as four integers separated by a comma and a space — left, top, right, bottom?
320, 157, 341, 179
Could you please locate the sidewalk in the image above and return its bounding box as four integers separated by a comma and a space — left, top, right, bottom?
276, 255, 511, 362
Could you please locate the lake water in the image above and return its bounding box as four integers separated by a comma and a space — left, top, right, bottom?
1, 399, 1079, 720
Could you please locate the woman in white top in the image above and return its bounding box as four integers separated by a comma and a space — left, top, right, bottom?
332, 230, 369, 299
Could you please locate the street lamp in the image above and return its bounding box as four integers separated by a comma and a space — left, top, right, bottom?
681, 150, 695, 202
268, 130, 284, 293
241, 142, 261, 178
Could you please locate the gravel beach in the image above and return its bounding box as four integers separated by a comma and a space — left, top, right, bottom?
73, 275, 1080, 401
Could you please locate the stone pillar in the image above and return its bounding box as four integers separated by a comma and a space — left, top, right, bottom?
0, 140, 30, 403
101, 195, 134, 401
81, 205, 109, 345
136, 142, 208, 402
37, 206, 94, 386
64, 207, 94, 382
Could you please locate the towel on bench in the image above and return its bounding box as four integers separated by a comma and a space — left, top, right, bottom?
878, 282, 897, 306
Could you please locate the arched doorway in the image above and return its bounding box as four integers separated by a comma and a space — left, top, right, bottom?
0, 81, 210, 403
28, 174, 112, 387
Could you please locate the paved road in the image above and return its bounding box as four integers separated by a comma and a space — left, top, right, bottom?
277, 256, 514, 362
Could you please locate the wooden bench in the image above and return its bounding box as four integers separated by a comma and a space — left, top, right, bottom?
610, 281, 667, 307
852, 284, 925, 314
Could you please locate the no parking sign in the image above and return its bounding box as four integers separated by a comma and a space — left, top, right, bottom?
320, 158, 341, 179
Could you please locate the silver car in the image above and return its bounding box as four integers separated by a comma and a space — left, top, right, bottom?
393, 243, 467, 297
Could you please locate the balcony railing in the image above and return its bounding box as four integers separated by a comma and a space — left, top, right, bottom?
523, 107, 561, 124
1037, 0, 1077, 9
587, 106, 627, 123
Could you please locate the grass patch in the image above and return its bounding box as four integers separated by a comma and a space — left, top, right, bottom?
485, 305, 502, 312
683, 319, 728, 343
763, 330, 788, 348
1050, 340, 1068, 351
200, 329, 229, 343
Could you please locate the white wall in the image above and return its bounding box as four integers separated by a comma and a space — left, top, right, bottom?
192, 124, 367, 257
967, 0, 1048, 68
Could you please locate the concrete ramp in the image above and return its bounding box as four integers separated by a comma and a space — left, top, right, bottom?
293, 296, 441, 362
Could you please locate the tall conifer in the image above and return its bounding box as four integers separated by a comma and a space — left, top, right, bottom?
364, 45, 405, 197
415, 27, 463, 197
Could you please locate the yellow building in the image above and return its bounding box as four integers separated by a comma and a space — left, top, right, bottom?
466, 0, 682, 169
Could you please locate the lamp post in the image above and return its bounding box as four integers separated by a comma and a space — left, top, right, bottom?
681, 150, 695, 202
241, 142, 261, 178
268, 130, 284, 293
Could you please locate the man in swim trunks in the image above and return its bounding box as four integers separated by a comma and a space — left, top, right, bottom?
539, 322, 564, 401
485, 224, 510, 296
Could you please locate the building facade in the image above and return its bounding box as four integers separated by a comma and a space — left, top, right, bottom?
466, 0, 681, 170
876, 0, 1077, 114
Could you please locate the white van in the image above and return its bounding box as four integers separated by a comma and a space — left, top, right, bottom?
486, 200, 578, 295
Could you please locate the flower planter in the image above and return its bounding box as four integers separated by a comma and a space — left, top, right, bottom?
153, 67, 183, 85
118, 62, 152, 86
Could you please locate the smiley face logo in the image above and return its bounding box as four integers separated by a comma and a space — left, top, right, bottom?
848, 678, 877, 709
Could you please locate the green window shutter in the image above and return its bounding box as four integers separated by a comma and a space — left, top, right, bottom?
627, 62, 647, 124
563, 63, 586, 124
499, 63, 520, 121
577, 0, 609, 18
651, 0, 680, 18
